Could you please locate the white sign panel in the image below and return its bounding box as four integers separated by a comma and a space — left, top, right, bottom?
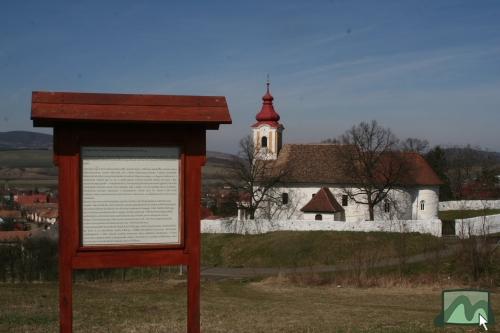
81, 147, 180, 246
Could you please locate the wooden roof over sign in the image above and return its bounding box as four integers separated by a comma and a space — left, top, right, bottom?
31, 91, 232, 128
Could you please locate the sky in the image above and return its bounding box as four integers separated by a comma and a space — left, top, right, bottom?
1, 0, 500, 153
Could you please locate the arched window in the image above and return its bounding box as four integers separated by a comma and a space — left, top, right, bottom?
315, 214, 322, 221
342, 195, 348, 206
384, 201, 390, 213
420, 200, 425, 211
261, 136, 268, 148
282, 192, 289, 205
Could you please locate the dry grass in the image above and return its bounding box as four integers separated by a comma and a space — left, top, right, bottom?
439, 209, 500, 220
0, 279, 498, 332
201, 231, 443, 268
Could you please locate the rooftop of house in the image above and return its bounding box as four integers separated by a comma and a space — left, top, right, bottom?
0, 230, 34, 242
0, 210, 22, 219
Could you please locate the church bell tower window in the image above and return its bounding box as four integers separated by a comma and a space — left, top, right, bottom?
261, 136, 268, 148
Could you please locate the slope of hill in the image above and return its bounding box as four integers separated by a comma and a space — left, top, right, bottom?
443, 147, 500, 164
0, 131, 236, 187
0, 131, 52, 149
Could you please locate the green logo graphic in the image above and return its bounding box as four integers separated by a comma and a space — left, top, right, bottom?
435, 289, 495, 328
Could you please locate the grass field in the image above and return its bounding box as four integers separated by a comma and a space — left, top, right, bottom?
439, 209, 500, 220
0, 178, 57, 187
1, 279, 498, 333
0, 149, 53, 168
202, 231, 443, 268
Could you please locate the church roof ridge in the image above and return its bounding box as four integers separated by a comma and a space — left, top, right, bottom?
272, 144, 443, 186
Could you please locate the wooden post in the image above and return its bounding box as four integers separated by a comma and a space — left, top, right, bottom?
185, 131, 204, 333
56, 127, 80, 333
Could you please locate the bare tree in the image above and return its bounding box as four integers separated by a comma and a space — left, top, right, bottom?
445, 145, 482, 199
334, 120, 412, 221
455, 201, 498, 283
225, 135, 288, 220
401, 137, 429, 154
425, 145, 453, 200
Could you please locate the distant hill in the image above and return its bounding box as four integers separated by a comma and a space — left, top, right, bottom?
0, 131, 52, 149
442, 147, 500, 164
207, 150, 235, 161
0, 131, 236, 187
0, 130, 236, 158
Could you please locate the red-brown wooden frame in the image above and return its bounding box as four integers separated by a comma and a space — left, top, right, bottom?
55, 124, 205, 333
32, 92, 231, 333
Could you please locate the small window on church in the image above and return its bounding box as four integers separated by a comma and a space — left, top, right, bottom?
342, 195, 348, 206
384, 201, 390, 213
261, 136, 268, 148
282, 192, 289, 205
315, 214, 322, 221
312, 193, 315, 198
420, 200, 425, 211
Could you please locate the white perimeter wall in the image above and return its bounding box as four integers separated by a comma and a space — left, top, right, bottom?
439, 200, 500, 211
203, 213, 500, 238
455, 214, 500, 238
202, 218, 443, 237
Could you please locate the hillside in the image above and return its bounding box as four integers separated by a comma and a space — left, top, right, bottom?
443, 146, 500, 164
0, 131, 236, 187
0, 131, 52, 149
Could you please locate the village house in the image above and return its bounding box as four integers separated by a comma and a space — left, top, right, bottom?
14, 193, 52, 205
0, 230, 34, 244
0, 209, 22, 221
24, 203, 58, 225
247, 83, 442, 222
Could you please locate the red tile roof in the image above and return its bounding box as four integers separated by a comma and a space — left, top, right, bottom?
398, 152, 444, 186
200, 207, 214, 219
301, 187, 344, 213
14, 194, 49, 205
0, 210, 22, 219
270, 144, 443, 186
0, 227, 47, 242
0, 230, 33, 242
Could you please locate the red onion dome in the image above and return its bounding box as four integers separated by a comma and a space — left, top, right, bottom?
255, 82, 280, 122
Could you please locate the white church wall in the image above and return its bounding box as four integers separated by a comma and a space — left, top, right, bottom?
373, 187, 414, 221
262, 184, 366, 222
302, 212, 336, 221
258, 184, 439, 222
412, 186, 440, 219
439, 200, 500, 211
202, 218, 443, 237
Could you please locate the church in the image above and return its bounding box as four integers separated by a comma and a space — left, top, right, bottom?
250, 82, 443, 222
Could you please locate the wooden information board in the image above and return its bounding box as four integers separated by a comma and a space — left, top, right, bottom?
31, 91, 231, 333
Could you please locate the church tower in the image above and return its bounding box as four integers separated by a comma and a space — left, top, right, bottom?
251, 81, 284, 160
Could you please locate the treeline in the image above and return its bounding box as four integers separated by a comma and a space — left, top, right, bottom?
323, 125, 500, 201
426, 145, 500, 200
0, 238, 58, 282
0, 238, 181, 282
